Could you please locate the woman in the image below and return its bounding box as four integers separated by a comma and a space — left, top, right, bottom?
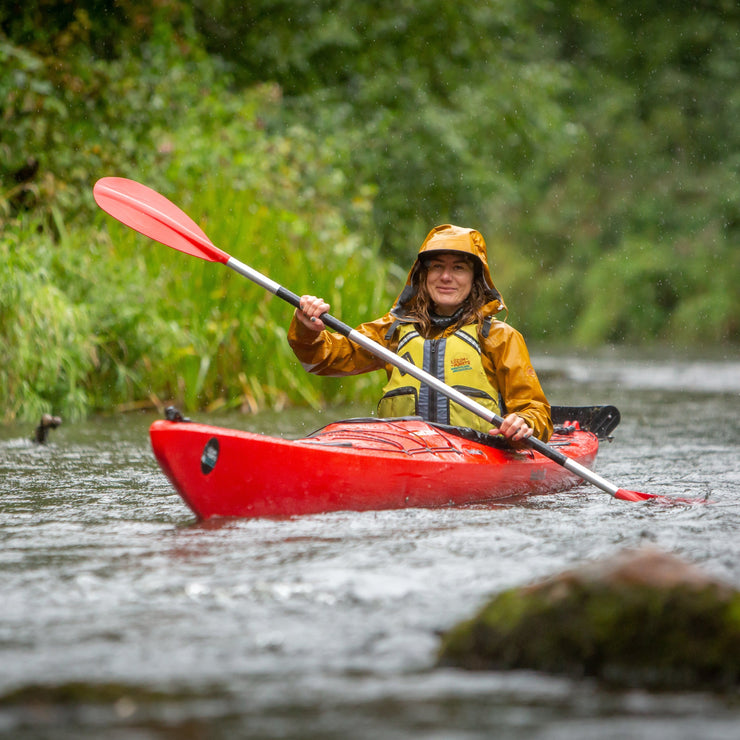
288, 224, 552, 443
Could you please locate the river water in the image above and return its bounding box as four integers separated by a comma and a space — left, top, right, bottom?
1, 351, 739, 739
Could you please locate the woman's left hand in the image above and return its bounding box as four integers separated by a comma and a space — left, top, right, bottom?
490, 414, 533, 442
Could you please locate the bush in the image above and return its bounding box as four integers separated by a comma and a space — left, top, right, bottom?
2, 0, 739, 421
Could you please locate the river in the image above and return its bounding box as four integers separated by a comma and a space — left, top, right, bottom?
1, 351, 739, 739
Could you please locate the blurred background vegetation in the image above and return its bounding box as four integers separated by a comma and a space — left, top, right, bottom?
1, 0, 738, 421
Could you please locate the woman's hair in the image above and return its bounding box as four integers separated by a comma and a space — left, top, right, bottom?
408, 256, 489, 335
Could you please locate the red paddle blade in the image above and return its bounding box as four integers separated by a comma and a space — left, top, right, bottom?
614, 488, 656, 502
615, 488, 706, 505
93, 177, 230, 264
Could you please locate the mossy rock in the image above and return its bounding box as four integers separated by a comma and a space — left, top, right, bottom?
438, 548, 740, 690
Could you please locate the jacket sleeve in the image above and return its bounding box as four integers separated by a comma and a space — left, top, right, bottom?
287, 311, 398, 377
481, 322, 553, 442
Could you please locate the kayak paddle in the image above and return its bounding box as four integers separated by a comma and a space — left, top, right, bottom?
93, 176, 696, 505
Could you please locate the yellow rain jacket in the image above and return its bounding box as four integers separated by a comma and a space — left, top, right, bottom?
288, 225, 552, 441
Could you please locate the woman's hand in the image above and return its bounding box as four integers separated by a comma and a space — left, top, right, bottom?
295, 295, 330, 332
490, 413, 533, 443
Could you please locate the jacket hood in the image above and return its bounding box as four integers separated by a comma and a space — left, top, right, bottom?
390, 224, 505, 320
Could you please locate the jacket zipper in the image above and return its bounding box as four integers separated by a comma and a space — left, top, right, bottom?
428, 339, 440, 422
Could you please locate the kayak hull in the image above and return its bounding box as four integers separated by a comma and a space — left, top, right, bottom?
149, 417, 600, 520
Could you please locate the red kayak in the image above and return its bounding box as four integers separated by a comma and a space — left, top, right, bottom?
150, 406, 617, 520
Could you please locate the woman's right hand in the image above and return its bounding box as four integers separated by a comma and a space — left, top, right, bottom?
295, 295, 330, 332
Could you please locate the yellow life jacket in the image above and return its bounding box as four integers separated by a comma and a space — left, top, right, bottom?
377, 323, 501, 432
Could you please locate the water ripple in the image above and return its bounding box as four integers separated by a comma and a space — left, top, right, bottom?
1, 364, 740, 737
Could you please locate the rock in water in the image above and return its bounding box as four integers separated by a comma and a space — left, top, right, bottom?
438, 548, 740, 689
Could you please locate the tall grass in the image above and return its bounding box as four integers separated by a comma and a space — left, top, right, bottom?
108, 177, 402, 415
1, 217, 94, 421
1, 70, 404, 423
1, 176, 401, 422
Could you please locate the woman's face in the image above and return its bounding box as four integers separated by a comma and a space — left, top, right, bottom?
424, 252, 474, 316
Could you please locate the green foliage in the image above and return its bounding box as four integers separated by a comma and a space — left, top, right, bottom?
1, 1, 213, 224
101, 173, 393, 416
1, 5, 402, 421
0, 217, 94, 421
190, 0, 740, 343
1, 185, 396, 422
192, 0, 581, 256
0, 110, 396, 421
1, 0, 739, 421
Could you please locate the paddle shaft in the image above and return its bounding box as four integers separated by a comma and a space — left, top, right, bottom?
224, 254, 621, 497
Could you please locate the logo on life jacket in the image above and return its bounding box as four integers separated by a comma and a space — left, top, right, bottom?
451, 356, 472, 373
